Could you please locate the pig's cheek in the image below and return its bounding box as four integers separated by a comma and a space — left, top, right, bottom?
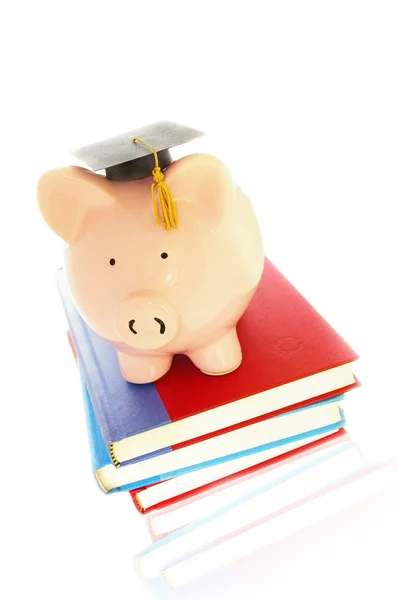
162, 268, 179, 287
158, 257, 206, 299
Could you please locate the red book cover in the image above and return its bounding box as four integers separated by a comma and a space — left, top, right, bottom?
131, 428, 348, 516
153, 259, 358, 423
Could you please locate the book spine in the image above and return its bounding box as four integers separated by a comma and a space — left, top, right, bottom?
132, 492, 146, 514
57, 270, 122, 454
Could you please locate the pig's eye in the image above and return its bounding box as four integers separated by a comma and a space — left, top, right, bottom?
109, 258, 116, 266
161, 252, 168, 259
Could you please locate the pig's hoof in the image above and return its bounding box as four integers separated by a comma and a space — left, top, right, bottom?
188, 328, 242, 377
200, 360, 242, 376
117, 351, 173, 384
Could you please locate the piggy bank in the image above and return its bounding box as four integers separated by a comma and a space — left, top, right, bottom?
38, 153, 264, 383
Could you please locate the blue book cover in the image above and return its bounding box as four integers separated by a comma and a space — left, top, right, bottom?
56, 269, 171, 467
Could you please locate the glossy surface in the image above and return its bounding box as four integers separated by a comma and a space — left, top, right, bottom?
37, 154, 264, 383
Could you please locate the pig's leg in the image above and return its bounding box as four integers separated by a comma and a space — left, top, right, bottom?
117, 352, 173, 384
188, 327, 242, 376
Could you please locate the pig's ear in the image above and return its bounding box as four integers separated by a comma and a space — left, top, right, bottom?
37, 166, 114, 243
165, 154, 235, 232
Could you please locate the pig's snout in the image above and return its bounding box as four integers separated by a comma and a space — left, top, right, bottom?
115, 295, 178, 350
128, 317, 166, 335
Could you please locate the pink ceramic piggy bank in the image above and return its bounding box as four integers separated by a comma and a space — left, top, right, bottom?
38, 154, 264, 383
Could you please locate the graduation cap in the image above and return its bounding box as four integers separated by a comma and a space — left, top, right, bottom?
72, 120, 204, 182
72, 121, 204, 231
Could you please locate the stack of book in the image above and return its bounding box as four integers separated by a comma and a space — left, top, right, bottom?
57, 258, 358, 511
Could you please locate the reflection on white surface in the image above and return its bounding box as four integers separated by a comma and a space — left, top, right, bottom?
147, 432, 348, 538
161, 463, 398, 590
133, 418, 398, 599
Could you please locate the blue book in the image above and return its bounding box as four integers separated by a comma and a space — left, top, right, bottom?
81, 374, 345, 493
55, 261, 357, 470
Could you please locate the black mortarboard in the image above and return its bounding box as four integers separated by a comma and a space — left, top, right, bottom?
72, 121, 204, 182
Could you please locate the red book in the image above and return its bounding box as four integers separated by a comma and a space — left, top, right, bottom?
131, 429, 348, 515
146, 429, 354, 539
116, 258, 358, 467
154, 259, 357, 425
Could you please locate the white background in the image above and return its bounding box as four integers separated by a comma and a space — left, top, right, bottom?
1, 1, 398, 598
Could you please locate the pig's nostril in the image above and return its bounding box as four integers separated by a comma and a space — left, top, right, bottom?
128, 318, 166, 335
128, 319, 138, 334
154, 317, 166, 335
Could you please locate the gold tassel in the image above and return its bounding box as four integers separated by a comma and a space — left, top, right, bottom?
132, 137, 178, 231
